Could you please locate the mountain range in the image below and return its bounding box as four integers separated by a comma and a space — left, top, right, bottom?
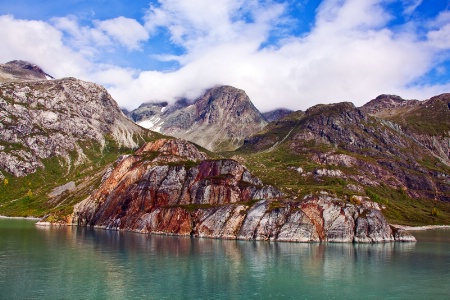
1, 60, 449, 240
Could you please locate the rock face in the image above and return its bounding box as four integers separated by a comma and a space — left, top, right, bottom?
130, 86, 267, 151
71, 138, 414, 242
0, 71, 150, 177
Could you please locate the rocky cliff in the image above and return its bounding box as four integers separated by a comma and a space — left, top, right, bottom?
69, 138, 414, 242
130, 86, 267, 152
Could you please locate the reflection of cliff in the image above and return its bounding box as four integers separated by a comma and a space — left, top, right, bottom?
34, 225, 419, 299
70, 139, 415, 243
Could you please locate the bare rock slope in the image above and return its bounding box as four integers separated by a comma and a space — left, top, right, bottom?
71, 138, 414, 242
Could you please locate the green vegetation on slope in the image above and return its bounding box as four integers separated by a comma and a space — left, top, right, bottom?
231, 142, 450, 226
386, 95, 450, 136
0, 134, 159, 218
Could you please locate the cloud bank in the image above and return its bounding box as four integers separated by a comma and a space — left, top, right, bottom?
1, 0, 450, 112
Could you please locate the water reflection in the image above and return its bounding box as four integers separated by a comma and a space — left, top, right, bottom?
2, 221, 448, 299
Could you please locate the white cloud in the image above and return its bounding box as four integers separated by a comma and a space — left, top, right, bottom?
402, 0, 423, 16
428, 24, 450, 50
431, 11, 450, 27
107, 0, 445, 111
53, 16, 149, 52
52, 16, 111, 57
95, 17, 149, 50
1, 1, 450, 113
0, 15, 90, 79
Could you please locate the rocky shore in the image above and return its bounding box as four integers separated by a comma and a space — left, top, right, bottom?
391, 224, 450, 231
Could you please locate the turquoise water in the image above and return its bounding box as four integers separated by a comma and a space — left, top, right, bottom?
0, 219, 449, 299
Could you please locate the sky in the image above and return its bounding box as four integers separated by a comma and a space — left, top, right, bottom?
1, 0, 450, 112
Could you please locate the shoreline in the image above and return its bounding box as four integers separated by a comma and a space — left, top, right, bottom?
0, 215, 41, 220
2, 216, 449, 231
391, 224, 450, 231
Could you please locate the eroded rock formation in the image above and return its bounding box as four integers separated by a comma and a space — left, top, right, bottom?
71, 138, 415, 242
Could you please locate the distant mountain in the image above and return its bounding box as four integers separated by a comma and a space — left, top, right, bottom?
129, 101, 168, 123
0, 60, 54, 82
130, 86, 267, 152
262, 108, 293, 122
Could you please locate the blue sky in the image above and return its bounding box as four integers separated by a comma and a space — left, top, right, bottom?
1, 0, 450, 111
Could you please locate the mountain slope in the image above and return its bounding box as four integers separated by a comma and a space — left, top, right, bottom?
0, 77, 149, 177
131, 86, 267, 152
0, 62, 160, 217
361, 93, 450, 166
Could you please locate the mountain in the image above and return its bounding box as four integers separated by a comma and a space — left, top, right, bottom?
130, 86, 267, 152
0, 61, 158, 216
63, 138, 414, 242
129, 101, 168, 123
238, 99, 450, 225
1, 60, 449, 230
0, 77, 148, 177
0, 60, 54, 82
262, 108, 294, 122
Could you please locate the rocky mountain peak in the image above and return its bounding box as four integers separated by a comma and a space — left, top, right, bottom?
0, 60, 54, 82
305, 102, 356, 117
131, 85, 267, 152
193, 85, 264, 123
360, 94, 419, 116
375, 94, 403, 100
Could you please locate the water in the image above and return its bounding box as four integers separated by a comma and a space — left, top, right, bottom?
0, 219, 449, 299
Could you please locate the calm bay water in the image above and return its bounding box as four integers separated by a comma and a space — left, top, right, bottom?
0, 219, 449, 299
